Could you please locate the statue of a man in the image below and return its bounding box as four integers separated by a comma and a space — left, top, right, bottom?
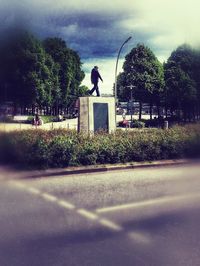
89, 66, 103, 97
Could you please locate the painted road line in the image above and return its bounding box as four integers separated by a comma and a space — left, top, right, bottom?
77, 209, 123, 231
9, 180, 124, 232
99, 218, 123, 231
77, 209, 98, 220
10, 181, 26, 189
28, 187, 41, 195
41, 193, 58, 202
128, 231, 150, 244
57, 200, 75, 210
96, 193, 200, 214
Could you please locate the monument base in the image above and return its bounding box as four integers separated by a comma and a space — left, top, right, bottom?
78, 97, 116, 133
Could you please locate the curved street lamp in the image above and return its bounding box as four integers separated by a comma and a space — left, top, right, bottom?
114, 36, 132, 105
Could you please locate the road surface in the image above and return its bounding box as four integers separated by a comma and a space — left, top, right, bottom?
0, 163, 200, 266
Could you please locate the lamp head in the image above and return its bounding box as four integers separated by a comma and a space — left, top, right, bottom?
125, 36, 132, 43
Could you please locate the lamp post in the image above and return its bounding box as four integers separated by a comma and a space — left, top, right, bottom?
114, 36, 132, 106
127, 85, 135, 123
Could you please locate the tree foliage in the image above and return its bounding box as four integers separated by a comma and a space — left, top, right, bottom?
0, 31, 85, 114
118, 43, 200, 121
43, 38, 85, 109
117, 44, 164, 119
0, 32, 54, 107
164, 44, 198, 120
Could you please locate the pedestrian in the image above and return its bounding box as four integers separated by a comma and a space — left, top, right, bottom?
32, 113, 43, 126
89, 66, 103, 96
122, 109, 126, 120
32, 114, 39, 126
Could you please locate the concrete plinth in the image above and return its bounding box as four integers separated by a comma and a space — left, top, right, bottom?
78, 97, 116, 133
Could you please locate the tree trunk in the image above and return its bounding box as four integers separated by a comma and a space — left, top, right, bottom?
165, 106, 168, 119
139, 102, 142, 120
149, 102, 153, 120
12, 102, 17, 115
32, 105, 34, 115
157, 104, 160, 117
56, 101, 59, 116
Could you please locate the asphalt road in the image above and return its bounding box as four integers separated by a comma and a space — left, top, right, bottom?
0, 163, 200, 266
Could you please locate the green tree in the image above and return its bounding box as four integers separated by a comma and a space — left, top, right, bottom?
0, 31, 58, 114
117, 44, 164, 120
164, 44, 197, 121
43, 38, 85, 112
193, 48, 200, 119
78, 85, 89, 96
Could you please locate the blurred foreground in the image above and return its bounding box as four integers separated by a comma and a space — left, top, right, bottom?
0, 162, 200, 266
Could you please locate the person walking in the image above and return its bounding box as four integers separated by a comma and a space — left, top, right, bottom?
89, 66, 103, 96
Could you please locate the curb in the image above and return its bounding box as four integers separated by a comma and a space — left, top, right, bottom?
25, 159, 195, 179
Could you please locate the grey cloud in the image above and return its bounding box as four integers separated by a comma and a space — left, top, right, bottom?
29, 11, 137, 58
0, 0, 182, 62
47, 12, 124, 28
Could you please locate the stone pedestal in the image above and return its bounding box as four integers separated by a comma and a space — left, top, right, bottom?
78, 97, 116, 133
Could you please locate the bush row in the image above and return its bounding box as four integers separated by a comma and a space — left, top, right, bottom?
0, 124, 200, 169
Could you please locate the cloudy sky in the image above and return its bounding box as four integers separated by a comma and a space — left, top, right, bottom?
1, 0, 200, 94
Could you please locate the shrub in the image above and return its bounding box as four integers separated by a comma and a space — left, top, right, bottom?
76, 135, 98, 165
145, 118, 164, 128
0, 124, 199, 169
130, 120, 145, 128
46, 136, 73, 167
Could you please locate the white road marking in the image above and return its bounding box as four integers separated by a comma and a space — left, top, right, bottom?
9, 180, 124, 232
57, 200, 75, 210
99, 218, 123, 231
11, 181, 26, 189
128, 232, 150, 244
28, 187, 40, 195
41, 193, 58, 202
77, 209, 98, 220
96, 193, 200, 213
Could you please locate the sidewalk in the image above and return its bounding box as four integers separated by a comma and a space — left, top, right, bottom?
0, 119, 78, 132
0, 115, 156, 132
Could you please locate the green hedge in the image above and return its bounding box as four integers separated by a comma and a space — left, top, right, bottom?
0, 124, 199, 169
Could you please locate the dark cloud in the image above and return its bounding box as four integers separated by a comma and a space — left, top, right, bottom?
1, 0, 199, 64
38, 11, 136, 59
0, 0, 173, 62
0, 2, 139, 59
47, 12, 122, 29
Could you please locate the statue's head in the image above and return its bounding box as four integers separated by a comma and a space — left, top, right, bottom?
94, 66, 98, 70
